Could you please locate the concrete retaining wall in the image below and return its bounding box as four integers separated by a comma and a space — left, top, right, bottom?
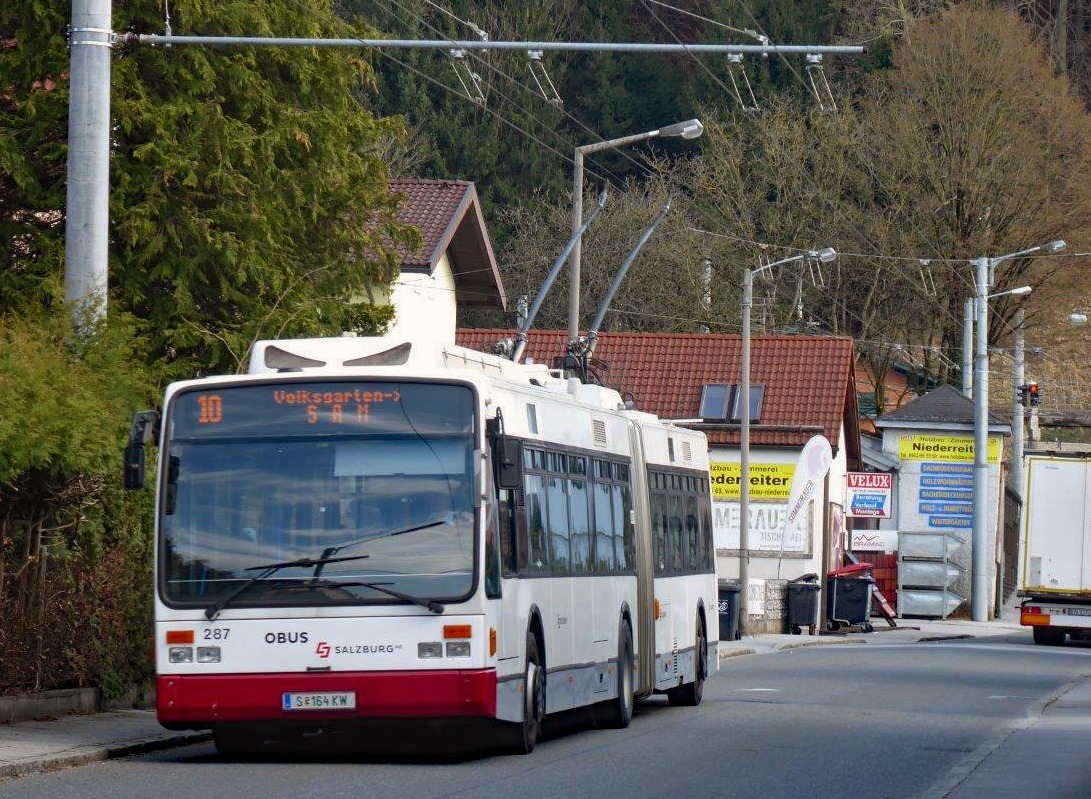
0, 685, 154, 725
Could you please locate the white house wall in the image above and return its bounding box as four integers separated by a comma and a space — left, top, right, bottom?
385, 253, 459, 344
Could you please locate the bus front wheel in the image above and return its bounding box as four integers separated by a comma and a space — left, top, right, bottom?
505, 631, 545, 754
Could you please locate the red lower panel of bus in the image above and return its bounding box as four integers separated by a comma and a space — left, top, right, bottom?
157, 669, 497, 724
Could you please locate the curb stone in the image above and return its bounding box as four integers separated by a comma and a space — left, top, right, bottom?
0, 731, 211, 781
778, 637, 867, 650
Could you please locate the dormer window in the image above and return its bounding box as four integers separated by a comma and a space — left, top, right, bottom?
699, 383, 765, 422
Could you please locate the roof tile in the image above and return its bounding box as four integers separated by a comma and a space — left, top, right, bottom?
456, 329, 859, 453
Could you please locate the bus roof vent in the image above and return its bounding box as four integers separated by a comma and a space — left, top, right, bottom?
682, 440, 693, 463
592, 419, 608, 448
343, 343, 412, 367
264, 346, 326, 370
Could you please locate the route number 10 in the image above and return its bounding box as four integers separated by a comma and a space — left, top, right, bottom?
197, 394, 223, 424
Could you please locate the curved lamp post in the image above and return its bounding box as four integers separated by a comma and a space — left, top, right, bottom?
568, 119, 704, 340
739, 247, 837, 632
970, 240, 1064, 621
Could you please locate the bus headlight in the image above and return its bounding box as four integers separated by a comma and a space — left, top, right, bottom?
196, 646, 221, 663
445, 641, 471, 658
418, 642, 443, 659
168, 646, 193, 663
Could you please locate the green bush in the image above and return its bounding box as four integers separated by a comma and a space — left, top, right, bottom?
0, 310, 157, 695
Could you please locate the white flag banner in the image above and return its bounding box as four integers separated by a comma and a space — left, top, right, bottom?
783, 435, 833, 532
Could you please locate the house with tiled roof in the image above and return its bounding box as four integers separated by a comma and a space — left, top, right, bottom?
457, 329, 861, 634
382, 179, 505, 343
872, 384, 1011, 618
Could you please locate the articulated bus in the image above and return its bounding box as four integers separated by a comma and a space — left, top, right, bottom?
126, 333, 717, 755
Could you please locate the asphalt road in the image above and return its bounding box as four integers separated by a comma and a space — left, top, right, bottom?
4, 633, 1091, 799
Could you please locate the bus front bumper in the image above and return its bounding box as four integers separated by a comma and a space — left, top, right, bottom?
157, 669, 497, 725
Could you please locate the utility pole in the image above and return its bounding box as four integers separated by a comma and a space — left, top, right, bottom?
962, 298, 974, 398
971, 256, 991, 622
698, 258, 711, 334
65, 0, 113, 329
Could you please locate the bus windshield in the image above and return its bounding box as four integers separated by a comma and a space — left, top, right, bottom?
159, 381, 477, 609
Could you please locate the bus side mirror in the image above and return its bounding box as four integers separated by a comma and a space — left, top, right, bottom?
124, 442, 146, 490
496, 437, 522, 491
487, 412, 522, 491
124, 410, 160, 491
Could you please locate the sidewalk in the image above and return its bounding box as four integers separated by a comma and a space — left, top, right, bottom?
0, 617, 1029, 782
717, 615, 1028, 660
0, 710, 208, 780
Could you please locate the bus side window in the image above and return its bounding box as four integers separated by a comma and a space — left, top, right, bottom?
685, 494, 700, 573
525, 474, 550, 573
593, 482, 615, 571
668, 495, 684, 573
651, 491, 666, 574
700, 493, 714, 571
618, 484, 634, 571
569, 478, 591, 573
546, 475, 571, 572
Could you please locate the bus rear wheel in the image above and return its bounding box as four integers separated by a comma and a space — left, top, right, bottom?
600, 622, 634, 728
667, 620, 706, 707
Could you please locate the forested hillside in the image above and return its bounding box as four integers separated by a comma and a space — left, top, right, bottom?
359, 1, 1091, 415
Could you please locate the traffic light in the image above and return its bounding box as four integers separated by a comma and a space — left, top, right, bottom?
1017, 384, 1028, 407
1028, 381, 1040, 407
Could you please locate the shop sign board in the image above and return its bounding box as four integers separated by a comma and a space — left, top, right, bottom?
845, 472, 893, 518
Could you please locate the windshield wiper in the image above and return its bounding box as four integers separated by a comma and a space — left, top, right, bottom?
311, 517, 450, 580
287, 579, 446, 614
204, 553, 371, 620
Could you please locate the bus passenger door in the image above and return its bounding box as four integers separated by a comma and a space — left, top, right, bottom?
495, 488, 522, 665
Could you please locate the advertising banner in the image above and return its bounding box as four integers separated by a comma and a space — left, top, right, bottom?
850, 528, 899, 552
712, 500, 810, 553
709, 462, 794, 501
899, 434, 999, 463
845, 471, 893, 518
783, 435, 833, 531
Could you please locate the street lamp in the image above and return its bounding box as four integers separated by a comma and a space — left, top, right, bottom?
739, 247, 837, 632
568, 119, 705, 339
963, 287, 1031, 397
971, 241, 1065, 622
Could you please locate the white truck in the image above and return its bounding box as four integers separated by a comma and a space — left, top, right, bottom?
1019, 454, 1091, 645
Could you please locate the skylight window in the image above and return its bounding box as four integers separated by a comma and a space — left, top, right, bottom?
699, 383, 765, 422
698, 384, 730, 420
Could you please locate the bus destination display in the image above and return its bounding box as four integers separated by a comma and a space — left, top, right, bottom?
172, 382, 472, 438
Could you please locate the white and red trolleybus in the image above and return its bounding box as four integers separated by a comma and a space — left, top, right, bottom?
126, 333, 717, 754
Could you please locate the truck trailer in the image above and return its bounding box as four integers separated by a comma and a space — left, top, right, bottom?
1019, 454, 1091, 645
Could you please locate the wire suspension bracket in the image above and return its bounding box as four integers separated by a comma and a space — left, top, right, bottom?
526, 50, 563, 106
